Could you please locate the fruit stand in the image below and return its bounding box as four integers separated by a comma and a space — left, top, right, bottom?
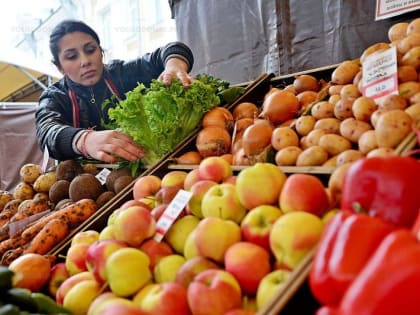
1, 16, 420, 315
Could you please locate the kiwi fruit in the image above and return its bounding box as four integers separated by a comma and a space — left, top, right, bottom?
105, 168, 132, 192
49, 179, 70, 205
56, 160, 84, 181
69, 173, 103, 202
113, 175, 134, 194
96, 191, 116, 208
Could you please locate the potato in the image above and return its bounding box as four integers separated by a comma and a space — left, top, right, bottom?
388, 22, 409, 42
314, 118, 341, 134
33, 171, 57, 193
335, 149, 365, 167
360, 43, 390, 64
397, 34, 420, 55
366, 147, 397, 158
352, 96, 378, 122
328, 162, 353, 196
329, 85, 345, 95
358, 130, 378, 154
319, 134, 352, 156
407, 17, 420, 35
410, 93, 420, 105
274, 146, 302, 166
401, 46, 420, 69
334, 98, 354, 120
340, 117, 373, 143
311, 101, 335, 119
370, 109, 388, 128
328, 94, 341, 105
331, 60, 361, 85
375, 109, 413, 148
295, 115, 316, 136
296, 145, 329, 166
323, 155, 338, 167
19, 163, 43, 184
340, 84, 361, 100
0, 190, 14, 211
13, 182, 35, 201
398, 65, 418, 83
405, 103, 420, 123
305, 129, 329, 147
271, 126, 299, 151
378, 94, 408, 110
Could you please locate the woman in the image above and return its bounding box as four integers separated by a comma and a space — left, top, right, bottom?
35, 19, 194, 163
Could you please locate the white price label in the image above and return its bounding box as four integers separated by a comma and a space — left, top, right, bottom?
362, 46, 398, 103
96, 168, 111, 185
154, 189, 192, 242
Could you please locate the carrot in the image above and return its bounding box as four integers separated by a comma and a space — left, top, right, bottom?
21, 199, 97, 240
23, 218, 70, 255
0, 235, 29, 258
9, 199, 50, 223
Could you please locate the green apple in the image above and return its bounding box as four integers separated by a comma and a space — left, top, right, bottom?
153, 254, 186, 283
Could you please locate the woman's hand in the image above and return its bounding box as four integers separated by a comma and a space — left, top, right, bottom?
158, 57, 194, 88
78, 130, 145, 163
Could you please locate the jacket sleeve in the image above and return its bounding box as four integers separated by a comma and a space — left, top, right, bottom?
35, 84, 84, 161
113, 41, 194, 93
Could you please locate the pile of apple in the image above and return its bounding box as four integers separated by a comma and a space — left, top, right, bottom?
50, 156, 334, 315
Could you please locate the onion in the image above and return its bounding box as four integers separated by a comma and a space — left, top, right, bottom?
232, 102, 259, 120
241, 119, 274, 156
196, 126, 231, 158
259, 89, 300, 124
202, 107, 234, 131
296, 90, 318, 111
171, 151, 203, 165
293, 74, 320, 93
232, 148, 251, 166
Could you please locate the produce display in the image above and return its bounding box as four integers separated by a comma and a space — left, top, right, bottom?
0, 16, 419, 315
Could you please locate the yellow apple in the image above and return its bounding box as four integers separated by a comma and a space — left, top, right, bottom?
175, 256, 221, 287
183, 168, 200, 191
164, 215, 200, 254
153, 254, 186, 283
139, 238, 174, 271
55, 271, 94, 305
65, 242, 90, 275
71, 230, 100, 246
63, 279, 101, 315
269, 211, 324, 269
186, 180, 218, 218
105, 247, 152, 297
47, 262, 69, 298
201, 183, 247, 223
235, 163, 287, 210
256, 269, 291, 310
89, 297, 145, 315
161, 170, 188, 188
183, 229, 199, 260
194, 217, 242, 263
240, 205, 283, 251
98, 225, 116, 240
132, 175, 161, 200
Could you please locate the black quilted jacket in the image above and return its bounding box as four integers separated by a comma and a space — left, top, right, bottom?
35, 41, 194, 161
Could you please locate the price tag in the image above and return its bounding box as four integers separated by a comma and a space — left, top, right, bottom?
96, 168, 111, 185
362, 46, 398, 104
154, 189, 192, 242
41, 147, 50, 173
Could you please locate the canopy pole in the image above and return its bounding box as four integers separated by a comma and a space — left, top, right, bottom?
13, 64, 48, 90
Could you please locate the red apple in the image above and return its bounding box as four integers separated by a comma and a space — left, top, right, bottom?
187, 269, 242, 315
113, 205, 156, 247
235, 163, 287, 210
225, 309, 256, 315
240, 205, 283, 251
65, 242, 90, 275
150, 203, 169, 221
155, 185, 182, 205
89, 297, 147, 315
139, 238, 174, 271
161, 170, 188, 188
279, 173, 330, 217
47, 262, 70, 298
224, 242, 271, 295
224, 175, 237, 184
133, 282, 190, 315
175, 256, 221, 288
201, 183, 247, 223
56, 271, 94, 305
85, 239, 127, 285
194, 217, 242, 263
186, 179, 218, 218
183, 168, 200, 191
87, 292, 118, 315
120, 199, 152, 211
133, 175, 161, 201
197, 156, 233, 183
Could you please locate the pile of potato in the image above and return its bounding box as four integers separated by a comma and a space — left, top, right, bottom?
194, 17, 420, 169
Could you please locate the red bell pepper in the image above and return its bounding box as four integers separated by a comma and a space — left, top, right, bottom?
340, 156, 420, 228
309, 210, 394, 306
316, 229, 420, 315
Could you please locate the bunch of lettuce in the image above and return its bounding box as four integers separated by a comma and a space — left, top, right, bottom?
107, 76, 224, 168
